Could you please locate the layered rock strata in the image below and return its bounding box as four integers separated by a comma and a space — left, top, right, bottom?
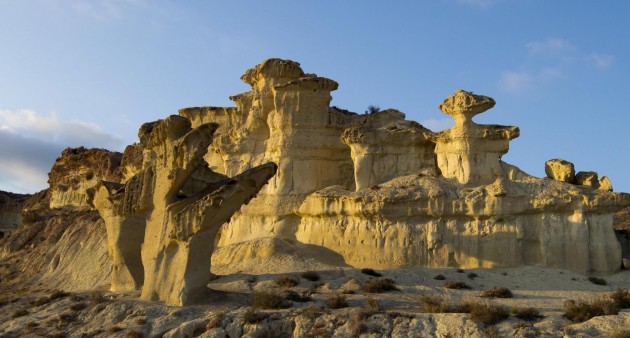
175, 59, 629, 275
90, 116, 277, 305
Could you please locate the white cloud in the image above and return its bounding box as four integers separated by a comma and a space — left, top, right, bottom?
526, 38, 575, 57
0, 108, 125, 193
455, 0, 500, 9
589, 53, 614, 70
499, 71, 533, 93
0, 109, 124, 150
421, 118, 453, 132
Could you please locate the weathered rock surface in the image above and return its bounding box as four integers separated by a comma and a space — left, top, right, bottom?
0, 190, 30, 239
575, 171, 600, 189
48, 147, 123, 209
91, 115, 278, 305
545, 159, 575, 183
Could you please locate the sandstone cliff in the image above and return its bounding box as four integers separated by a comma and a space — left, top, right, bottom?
0, 190, 30, 239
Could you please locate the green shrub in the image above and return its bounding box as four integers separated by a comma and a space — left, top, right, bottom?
480, 287, 513, 298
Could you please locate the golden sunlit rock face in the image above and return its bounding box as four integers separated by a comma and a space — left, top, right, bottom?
27, 58, 630, 306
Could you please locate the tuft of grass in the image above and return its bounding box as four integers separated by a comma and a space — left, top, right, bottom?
243, 308, 269, 324
563, 298, 618, 323
433, 274, 446, 280
444, 281, 472, 290
298, 305, 326, 320
360, 268, 382, 277
364, 297, 380, 312
480, 287, 513, 298
362, 278, 398, 293
275, 276, 299, 288
301, 271, 321, 282
467, 272, 478, 279
327, 294, 348, 309
251, 291, 289, 309
419, 295, 466, 313
514, 307, 544, 321
588, 276, 607, 285
468, 300, 510, 326
11, 309, 28, 319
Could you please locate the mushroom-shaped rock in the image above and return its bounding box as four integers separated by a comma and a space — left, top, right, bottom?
575, 171, 600, 188
545, 159, 575, 183
428, 90, 519, 186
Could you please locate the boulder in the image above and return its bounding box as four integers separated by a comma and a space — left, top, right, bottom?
575, 171, 600, 188
545, 159, 575, 183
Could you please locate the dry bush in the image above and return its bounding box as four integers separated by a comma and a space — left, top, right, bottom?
609, 289, 630, 309
243, 308, 269, 324
275, 276, 299, 288
285, 290, 311, 303
467, 300, 509, 326
444, 281, 471, 290
327, 294, 348, 309
563, 298, 618, 323
301, 271, 321, 282
251, 291, 289, 309
514, 307, 543, 321
364, 297, 380, 312
298, 305, 326, 320
433, 274, 446, 280
588, 276, 607, 285
480, 287, 513, 298
419, 295, 470, 313
360, 268, 382, 277
363, 278, 398, 293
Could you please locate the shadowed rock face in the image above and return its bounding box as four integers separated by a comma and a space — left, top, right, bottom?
90, 115, 277, 305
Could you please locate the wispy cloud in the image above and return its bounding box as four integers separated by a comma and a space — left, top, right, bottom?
0, 109, 125, 193
455, 0, 501, 9
589, 53, 614, 70
526, 38, 575, 57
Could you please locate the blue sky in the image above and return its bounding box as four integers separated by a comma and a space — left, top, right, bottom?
1, 0, 629, 193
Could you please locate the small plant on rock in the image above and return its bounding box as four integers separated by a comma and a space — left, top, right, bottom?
514, 307, 544, 321
467, 300, 509, 325
251, 291, 289, 309
243, 308, 269, 324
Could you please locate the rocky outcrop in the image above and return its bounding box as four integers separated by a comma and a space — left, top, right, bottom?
0, 190, 30, 239
48, 147, 123, 209
90, 116, 277, 305
545, 159, 575, 183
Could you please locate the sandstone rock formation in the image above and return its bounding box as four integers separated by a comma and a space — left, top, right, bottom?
545, 159, 575, 183
0, 190, 30, 239
90, 116, 277, 305
48, 147, 123, 209
176, 59, 629, 275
